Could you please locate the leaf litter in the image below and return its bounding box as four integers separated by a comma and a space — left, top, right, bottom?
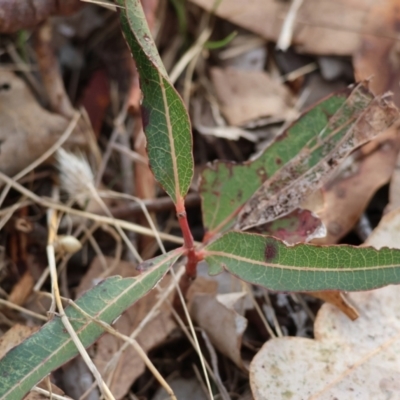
1, 1, 400, 399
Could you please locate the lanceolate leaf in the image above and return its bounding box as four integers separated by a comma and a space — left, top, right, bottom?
117, 0, 193, 205
203, 231, 400, 292
0, 249, 183, 400
200, 83, 399, 235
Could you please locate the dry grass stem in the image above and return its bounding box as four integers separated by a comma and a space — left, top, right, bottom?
31, 386, 72, 400
0, 299, 48, 322
0, 171, 185, 245
46, 207, 115, 400
68, 300, 177, 400
245, 283, 277, 339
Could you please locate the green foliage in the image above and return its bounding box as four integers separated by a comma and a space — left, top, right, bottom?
0, 250, 183, 400
200, 84, 398, 234
116, 0, 193, 205
204, 231, 400, 292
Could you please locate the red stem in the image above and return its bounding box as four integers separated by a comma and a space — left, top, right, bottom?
177, 210, 198, 278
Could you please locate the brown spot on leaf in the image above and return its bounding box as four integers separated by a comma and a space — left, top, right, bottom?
237, 189, 243, 201
276, 158, 282, 165
140, 105, 150, 129
264, 242, 278, 261
256, 167, 268, 183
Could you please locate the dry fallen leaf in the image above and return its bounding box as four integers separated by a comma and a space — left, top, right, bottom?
308, 291, 359, 321
353, 0, 400, 106
250, 207, 400, 399
190, 291, 249, 370
0, 71, 70, 179
0, 324, 39, 357
189, 0, 396, 56
210, 67, 295, 126
187, 263, 253, 370
76, 256, 176, 400
311, 126, 400, 244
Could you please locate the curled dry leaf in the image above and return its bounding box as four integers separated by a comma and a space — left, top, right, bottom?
76, 256, 176, 400
309, 291, 359, 321
0, 0, 82, 33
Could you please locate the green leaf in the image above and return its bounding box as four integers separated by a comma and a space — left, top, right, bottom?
203, 231, 400, 292
200, 83, 399, 235
0, 249, 183, 400
117, 0, 193, 205
204, 31, 237, 49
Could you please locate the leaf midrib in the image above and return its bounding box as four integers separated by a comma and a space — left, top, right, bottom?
205, 250, 399, 272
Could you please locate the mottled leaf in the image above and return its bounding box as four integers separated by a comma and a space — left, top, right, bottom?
251, 209, 325, 244
117, 0, 193, 206
0, 249, 183, 400
203, 231, 400, 292
200, 83, 398, 236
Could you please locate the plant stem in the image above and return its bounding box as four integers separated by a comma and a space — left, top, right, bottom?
177, 209, 198, 278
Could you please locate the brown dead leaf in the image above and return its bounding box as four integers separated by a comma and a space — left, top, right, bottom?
76, 256, 176, 400
210, 67, 295, 126
189, 0, 397, 56
353, 0, 400, 106
190, 292, 249, 370
309, 291, 359, 321
387, 148, 400, 213
0, 324, 39, 358
8, 270, 35, 307
0, 72, 70, 179
312, 125, 400, 244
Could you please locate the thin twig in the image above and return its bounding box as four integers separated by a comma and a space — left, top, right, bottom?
46, 207, 115, 400
31, 386, 72, 400
245, 283, 277, 338
0, 298, 48, 321
0, 172, 186, 245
